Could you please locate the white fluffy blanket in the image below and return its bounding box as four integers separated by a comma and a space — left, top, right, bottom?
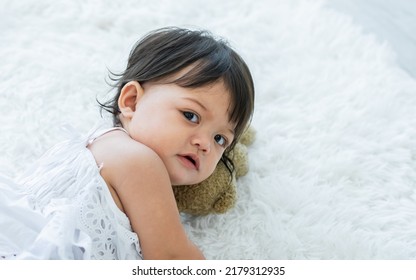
1, 0, 415, 259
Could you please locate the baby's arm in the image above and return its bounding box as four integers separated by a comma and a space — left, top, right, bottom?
100, 135, 205, 259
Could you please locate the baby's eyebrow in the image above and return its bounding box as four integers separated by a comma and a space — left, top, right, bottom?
183, 97, 207, 112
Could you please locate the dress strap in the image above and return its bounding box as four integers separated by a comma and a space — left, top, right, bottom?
87, 126, 129, 146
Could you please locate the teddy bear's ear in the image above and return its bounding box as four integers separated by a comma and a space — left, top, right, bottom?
239, 126, 256, 146
229, 143, 248, 178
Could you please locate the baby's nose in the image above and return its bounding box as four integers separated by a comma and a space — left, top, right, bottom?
191, 136, 211, 153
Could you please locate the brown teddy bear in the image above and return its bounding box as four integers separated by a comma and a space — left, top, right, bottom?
173, 126, 255, 215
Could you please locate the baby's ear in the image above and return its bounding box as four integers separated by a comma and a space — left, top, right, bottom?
118, 81, 144, 118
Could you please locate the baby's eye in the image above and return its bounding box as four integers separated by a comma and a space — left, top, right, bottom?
183, 111, 199, 123
214, 134, 227, 147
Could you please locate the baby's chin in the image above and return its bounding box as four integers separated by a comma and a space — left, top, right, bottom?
170, 176, 207, 187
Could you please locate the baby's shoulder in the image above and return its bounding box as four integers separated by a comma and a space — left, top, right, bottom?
86, 130, 170, 216
90, 130, 162, 169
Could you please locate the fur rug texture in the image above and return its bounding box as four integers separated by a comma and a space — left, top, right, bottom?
1, 0, 416, 259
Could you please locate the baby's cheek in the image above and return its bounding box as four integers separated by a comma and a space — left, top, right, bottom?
207, 159, 220, 177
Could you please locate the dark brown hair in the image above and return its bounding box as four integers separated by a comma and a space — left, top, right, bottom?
98, 27, 255, 176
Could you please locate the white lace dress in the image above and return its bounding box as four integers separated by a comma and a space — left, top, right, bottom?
0, 123, 143, 260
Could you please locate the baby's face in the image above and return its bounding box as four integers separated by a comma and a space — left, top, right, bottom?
126, 80, 234, 185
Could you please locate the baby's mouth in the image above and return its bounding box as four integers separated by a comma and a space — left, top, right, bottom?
178, 154, 200, 170
185, 156, 196, 166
